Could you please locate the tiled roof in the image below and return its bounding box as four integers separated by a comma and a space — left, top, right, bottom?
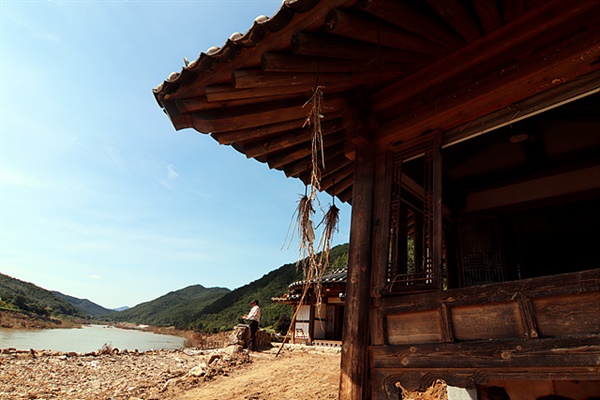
289, 266, 348, 289
153, 0, 329, 101
153, 0, 600, 207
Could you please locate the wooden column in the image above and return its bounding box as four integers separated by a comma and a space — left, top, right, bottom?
371, 150, 393, 345
339, 135, 376, 400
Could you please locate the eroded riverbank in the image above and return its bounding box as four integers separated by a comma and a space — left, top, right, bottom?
0, 345, 251, 400
0, 310, 81, 330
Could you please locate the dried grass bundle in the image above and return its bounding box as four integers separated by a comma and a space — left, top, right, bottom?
303, 85, 325, 192
295, 194, 316, 275
277, 86, 341, 356
318, 203, 340, 269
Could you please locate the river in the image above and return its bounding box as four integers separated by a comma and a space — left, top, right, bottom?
0, 324, 185, 353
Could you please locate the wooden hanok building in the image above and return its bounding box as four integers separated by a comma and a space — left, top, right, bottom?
153, 0, 600, 398
273, 266, 348, 345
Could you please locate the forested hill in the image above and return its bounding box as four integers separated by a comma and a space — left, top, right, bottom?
1, 243, 350, 332
108, 284, 231, 327
0, 273, 83, 317
187, 243, 349, 332
52, 291, 114, 317
104, 243, 349, 332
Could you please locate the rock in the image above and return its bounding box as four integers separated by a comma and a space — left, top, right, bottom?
228, 324, 273, 350
0, 345, 253, 399
208, 354, 221, 364
256, 329, 273, 349
224, 344, 243, 355
188, 362, 208, 377
228, 324, 249, 347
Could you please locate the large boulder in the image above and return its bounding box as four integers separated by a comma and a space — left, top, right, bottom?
228, 324, 249, 347
228, 324, 272, 350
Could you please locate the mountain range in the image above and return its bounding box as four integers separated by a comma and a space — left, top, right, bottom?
52, 291, 114, 317
0, 273, 83, 318
0, 243, 349, 332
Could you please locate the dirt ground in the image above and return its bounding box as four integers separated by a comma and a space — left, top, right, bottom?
0, 313, 446, 400
171, 346, 341, 400
168, 345, 446, 400
1, 344, 446, 400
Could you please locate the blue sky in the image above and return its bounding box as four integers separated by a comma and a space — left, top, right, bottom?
0, 0, 351, 309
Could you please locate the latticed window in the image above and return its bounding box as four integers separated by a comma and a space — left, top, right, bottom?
386, 132, 443, 293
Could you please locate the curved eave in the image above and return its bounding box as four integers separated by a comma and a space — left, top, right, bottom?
153, 0, 600, 204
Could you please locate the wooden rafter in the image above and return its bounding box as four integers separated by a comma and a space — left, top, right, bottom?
191, 95, 346, 133
233, 69, 399, 90
205, 84, 314, 103
320, 163, 354, 193
210, 118, 306, 145
502, 0, 525, 23
377, 24, 600, 148
266, 132, 346, 170
241, 119, 345, 159
176, 94, 295, 113
283, 145, 348, 178
291, 32, 435, 65
357, 0, 464, 50
370, 0, 600, 114
425, 0, 482, 42
472, 0, 503, 33
324, 8, 446, 56
261, 53, 411, 73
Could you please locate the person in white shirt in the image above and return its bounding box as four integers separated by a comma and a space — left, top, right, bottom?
243, 300, 261, 351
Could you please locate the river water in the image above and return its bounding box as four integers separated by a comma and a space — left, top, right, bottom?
0, 324, 185, 353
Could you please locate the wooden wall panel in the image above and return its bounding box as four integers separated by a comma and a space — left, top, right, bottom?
451, 302, 524, 340
533, 292, 600, 337
386, 309, 442, 344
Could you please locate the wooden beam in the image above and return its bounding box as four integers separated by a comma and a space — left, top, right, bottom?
232, 69, 400, 90
207, 71, 401, 103
425, 0, 482, 42
339, 134, 376, 400
380, 269, 600, 312
241, 119, 345, 159
442, 69, 600, 148
262, 53, 412, 73
321, 169, 353, 197
377, 24, 600, 148
371, 0, 600, 113
176, 93, 297, 113
372, 336, 600, 370
291, 32, 435, 66
503, 0, 525, 23
191, 95, 346, 133
205, 83, 314, 102
324, 9, 446, 57
473, 0, 503, 33
233, 69, 340, 89
337, 186, 353, 204
358, 0, 464, 50
211, 118, 305, 145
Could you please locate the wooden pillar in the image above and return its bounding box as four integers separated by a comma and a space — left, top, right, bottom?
339, 135, 376, 400
371, 150, 393, 345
